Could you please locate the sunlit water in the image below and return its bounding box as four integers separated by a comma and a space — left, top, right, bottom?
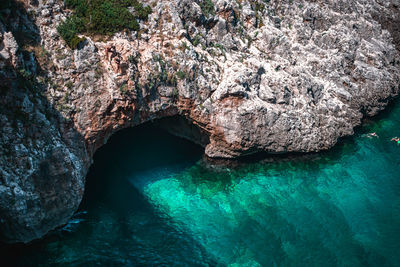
2, 100, 400, 266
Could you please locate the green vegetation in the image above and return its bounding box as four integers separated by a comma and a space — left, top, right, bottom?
192, 34, 201, 47
176, 70, 186, 80
166, 73, 177, 86
250, 0, 266, 28
17, 68, 34, 81
172, 88, 179, 99
58, 0, 152, 48
57, 15, 86, 48
69, 35, 86, 49
94, 63, 104, 79
179, 41, 190, 51
119, 83, 130, 95
200, 0, 215, 17
65, 81, 74, 89
215, 43, 225, 51
253, 1, 266, 13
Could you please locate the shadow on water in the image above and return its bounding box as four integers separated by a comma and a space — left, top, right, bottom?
75, 123, 218, 265
1, 122, 218, 266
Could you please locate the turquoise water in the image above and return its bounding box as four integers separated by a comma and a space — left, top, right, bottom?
2, 100, 400, 266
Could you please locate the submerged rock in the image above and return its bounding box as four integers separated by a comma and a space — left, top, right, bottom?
0, 0, 399, 243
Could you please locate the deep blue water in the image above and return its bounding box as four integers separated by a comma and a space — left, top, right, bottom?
2, 100, 400, 266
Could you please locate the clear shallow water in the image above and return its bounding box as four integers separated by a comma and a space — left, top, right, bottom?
2, 100, 400, 266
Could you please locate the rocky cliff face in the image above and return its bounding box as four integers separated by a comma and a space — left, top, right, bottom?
0, 0, 399, 243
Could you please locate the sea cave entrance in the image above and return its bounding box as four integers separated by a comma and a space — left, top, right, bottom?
73, 117, 217, 265
82, 117, 205, 207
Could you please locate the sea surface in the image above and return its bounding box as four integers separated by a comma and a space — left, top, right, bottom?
2, 99, 400, 266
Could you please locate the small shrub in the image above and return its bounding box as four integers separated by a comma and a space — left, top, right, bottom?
120, 84, 130, 94
166, 73, 177, 86
201, 0, 215, 17
94, 63, 103, 79
69, 35, 86, 49
87, 1, 140, 35
39, 46, 50, 58
192, 35, 201, 46
215, 43, 225, 51
176, 70, 186, 80
65, 81, 74, 89
179, 41, 190, 51
18, 68, 33, 80
57, 15, 86, 48
247, 36, 252, 48
58, 0, 152, 48
172, 88, 179, 98
128, 53, 139, 64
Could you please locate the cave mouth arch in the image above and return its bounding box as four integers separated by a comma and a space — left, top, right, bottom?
81, 115, 206, 208
69, 116, 218, 264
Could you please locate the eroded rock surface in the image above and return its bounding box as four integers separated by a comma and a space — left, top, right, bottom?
0, 0, 399, 243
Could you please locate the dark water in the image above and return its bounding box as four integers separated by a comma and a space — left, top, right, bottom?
2, 100, 400, 266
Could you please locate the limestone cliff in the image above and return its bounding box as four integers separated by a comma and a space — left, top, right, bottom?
0, 0, 399, 243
